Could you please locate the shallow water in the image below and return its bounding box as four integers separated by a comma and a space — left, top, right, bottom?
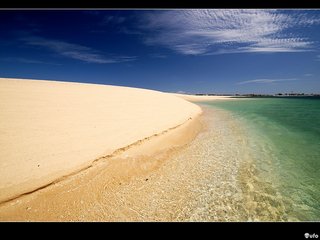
202, 97, 320, 221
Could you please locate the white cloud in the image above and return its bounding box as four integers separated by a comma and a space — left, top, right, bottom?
21, 36, 136, 64
238, 78, 298, 84
304, 73, 313, 77
140, 10, 320, 55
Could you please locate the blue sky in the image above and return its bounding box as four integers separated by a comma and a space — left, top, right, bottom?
1, 9, 320, 94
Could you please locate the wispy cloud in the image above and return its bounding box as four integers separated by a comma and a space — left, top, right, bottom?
139, 10, 320, 55
21, 36, 136, 64
0, 57, 61, 65
238, 78, 298, 85
84, 11, 127, 25
149, 53, 167, 59
102, 15, 126, 25
304, 73, 314, 77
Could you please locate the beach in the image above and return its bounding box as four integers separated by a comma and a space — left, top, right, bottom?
1, 9, 319, 224
0, 96, 244, 221
0, 78, 202, 206
0, 78, 247, 221
3, 78, 317, 221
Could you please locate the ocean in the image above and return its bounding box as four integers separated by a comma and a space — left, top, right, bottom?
201, 97, 320, 221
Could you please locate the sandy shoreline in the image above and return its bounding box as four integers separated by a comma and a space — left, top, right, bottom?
0, 105, 252, 221
0, 78, 249, 221
0, 78, 201, 204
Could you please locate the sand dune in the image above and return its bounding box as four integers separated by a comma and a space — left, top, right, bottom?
0, 78, 201, 203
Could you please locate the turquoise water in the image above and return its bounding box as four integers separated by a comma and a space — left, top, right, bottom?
202, 97, 320, 221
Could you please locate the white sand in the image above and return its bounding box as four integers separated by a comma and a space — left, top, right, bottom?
0, 78, 201, 202
174, 93, 235, 102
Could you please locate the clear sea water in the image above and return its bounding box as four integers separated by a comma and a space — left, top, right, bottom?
202, 97, 320, 221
